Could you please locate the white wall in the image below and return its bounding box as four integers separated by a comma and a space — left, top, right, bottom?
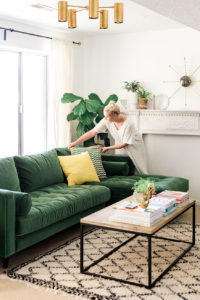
0, 18, 85, 51
73, 27, 200, 202
145, 134, 200, 203
0, 19, 53, 53
76, 27, 200, 110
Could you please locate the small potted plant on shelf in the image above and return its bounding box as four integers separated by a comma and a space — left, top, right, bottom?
132, 178, 156, 209
61, 92, 118, 146
138, 88, 152, 109
123, 81, 141, 93
122, 81, 141, 110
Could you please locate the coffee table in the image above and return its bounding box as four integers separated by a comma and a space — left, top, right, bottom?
80, 197, 195, 288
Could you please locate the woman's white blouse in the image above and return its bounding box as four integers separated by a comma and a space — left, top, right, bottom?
94, 117, 148, 174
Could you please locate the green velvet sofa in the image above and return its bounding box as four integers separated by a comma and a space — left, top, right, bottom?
0, 147, 189, 268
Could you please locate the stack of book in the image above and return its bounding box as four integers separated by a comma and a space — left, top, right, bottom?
109, 201, 163, 226
148, 196, 176, 216
156, 190, 189, 204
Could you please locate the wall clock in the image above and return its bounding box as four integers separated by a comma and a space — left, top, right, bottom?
163, 57, 200, 107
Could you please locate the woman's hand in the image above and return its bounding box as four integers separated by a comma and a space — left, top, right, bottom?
101, 147, 109, 153
68, 130, 98, 152
68, 141, 77, 152
101, 142, 127, 153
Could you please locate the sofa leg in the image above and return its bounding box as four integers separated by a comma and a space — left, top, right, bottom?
3, 258, 8, 269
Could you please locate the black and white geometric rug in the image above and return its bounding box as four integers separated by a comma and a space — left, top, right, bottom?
7, 222, 200, 300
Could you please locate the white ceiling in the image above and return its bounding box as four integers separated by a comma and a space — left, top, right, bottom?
131, 0, 200, 32
0, 0, 184, 34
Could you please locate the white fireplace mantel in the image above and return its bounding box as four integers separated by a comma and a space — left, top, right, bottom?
127, 110, 200, 136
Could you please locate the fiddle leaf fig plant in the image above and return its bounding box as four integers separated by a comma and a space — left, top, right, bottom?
61, 92, 118, 138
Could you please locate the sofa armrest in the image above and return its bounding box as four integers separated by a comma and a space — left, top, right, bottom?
0, 189, 16, 258
101, 154, 135, 175
12, 191, 32, 216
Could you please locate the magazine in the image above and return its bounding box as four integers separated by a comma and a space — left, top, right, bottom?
163, 204, 176, 216
156, 190, 189, 203
150, 196, 176, 209
113, 202, 162, 219
112, 201, 162, 224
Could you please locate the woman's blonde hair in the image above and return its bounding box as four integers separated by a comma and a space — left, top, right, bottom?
104, 101, 120, 115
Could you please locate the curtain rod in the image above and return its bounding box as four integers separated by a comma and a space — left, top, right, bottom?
0, 26, 81, 45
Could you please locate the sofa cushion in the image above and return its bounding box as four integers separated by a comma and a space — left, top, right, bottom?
0, 157, 21, 191
58, 152, 100, 186
16, 183, 110, 236
14, 150, 65, 192
85, 174, 189, 204
71, 147, 107, 179
101, 154, 135, 175
55, 147, 70, 156
102, 161, 129, 176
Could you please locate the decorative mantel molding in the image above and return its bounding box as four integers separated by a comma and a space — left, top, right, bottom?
127, 110, 200, 136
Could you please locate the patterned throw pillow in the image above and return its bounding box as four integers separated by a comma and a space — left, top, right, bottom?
71, 147, 107, 179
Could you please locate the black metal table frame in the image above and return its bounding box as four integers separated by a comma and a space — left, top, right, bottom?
80, 202, 195, 289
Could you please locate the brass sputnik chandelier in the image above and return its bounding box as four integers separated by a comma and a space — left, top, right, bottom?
58, 0, 124, 29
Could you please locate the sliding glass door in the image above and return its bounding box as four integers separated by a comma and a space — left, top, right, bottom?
0, 51, 19, 158
0, 50, 47, 158
22, 53, 47, 155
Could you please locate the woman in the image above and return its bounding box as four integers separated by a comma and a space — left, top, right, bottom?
69, 101, 148, 174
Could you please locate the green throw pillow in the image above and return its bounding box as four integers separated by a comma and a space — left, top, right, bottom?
55, 147, 70, 156
14, 150, 65, 192
102, 161, 130, 176
71, 147, 107, 179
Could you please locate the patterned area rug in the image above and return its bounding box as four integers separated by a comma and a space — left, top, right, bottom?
8, 222, 200, 300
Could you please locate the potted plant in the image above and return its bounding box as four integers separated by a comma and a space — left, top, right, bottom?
61, 92, 118, 146
123, 81, 141, 93
132, 178, 156, 209
137, 88, 152, 109
122, 81, 141, 110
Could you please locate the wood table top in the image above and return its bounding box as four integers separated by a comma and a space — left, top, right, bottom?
81, 196, 195, 235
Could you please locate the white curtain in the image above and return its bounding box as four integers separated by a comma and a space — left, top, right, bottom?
51, 39, 73, 147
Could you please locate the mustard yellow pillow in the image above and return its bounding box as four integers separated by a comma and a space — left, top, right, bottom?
58, 152, 100, 186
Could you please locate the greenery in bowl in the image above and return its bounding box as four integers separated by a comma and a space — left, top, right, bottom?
61, 92, 118, 137
132, 178, 156, 195
123, 81, 141, 93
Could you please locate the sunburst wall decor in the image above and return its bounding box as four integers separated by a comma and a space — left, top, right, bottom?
163, 57, 200, 107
